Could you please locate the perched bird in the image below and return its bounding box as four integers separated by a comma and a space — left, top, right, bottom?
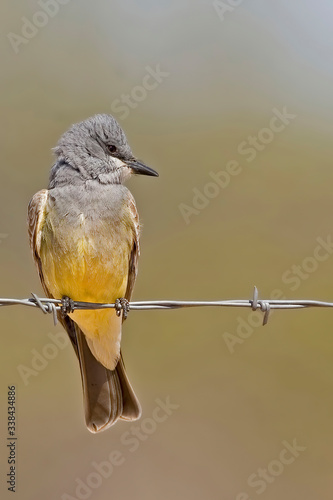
28, 114, 158, 432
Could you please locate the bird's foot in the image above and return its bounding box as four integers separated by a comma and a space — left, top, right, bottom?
61, 296, 75, 317
115, 298, 130, 320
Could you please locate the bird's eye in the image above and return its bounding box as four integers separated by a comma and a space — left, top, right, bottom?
107, 145, 117, 155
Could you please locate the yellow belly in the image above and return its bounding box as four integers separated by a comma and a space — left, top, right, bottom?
39, 215, 132, 369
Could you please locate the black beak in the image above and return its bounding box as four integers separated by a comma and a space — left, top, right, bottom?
126, 159, 159, 177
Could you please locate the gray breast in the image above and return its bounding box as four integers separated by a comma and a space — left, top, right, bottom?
49, 181, 130, 225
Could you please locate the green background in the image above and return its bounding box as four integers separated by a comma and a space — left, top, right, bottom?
1, 1, 333, 499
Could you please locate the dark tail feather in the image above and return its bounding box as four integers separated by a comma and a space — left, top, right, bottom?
75, 325, 141, 433
116, 353, 142, 421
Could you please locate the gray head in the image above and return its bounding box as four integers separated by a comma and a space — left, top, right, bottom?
49, 114, 158, 187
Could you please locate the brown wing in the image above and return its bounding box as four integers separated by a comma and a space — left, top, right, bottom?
116, 192, 142, 422
124, 191, 140, 302
27, 189, 78, 352
27, 189, 49, 292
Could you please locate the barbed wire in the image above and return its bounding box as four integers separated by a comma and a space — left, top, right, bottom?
0, 287, 332, 326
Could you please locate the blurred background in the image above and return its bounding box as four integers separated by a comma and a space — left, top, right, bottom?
1, 0, 333, 498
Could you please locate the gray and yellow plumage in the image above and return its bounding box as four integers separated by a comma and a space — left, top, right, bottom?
27, 114, 158, 432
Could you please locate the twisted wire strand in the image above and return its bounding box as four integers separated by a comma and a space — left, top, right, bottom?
0, 287, 332, 326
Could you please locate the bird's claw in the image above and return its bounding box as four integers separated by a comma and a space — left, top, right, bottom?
115, 298, 130, 319
61, 296, 75, 317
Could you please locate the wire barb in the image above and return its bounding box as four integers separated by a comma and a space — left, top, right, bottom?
30, 293, 58, 326
251, 286, 271, 326
30, 293, 48, 314
114, 298, 130, 319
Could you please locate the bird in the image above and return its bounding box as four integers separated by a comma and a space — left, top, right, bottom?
27, 114, 158, 432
